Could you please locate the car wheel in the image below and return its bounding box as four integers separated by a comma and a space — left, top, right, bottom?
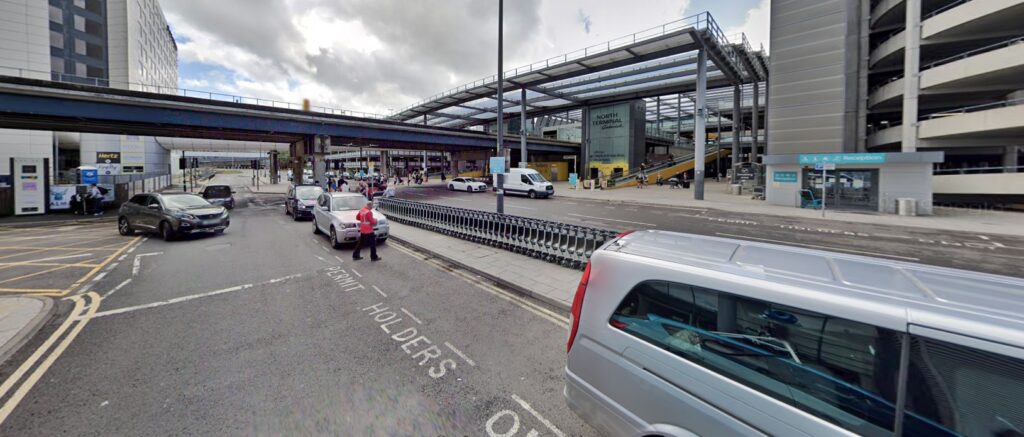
160, 221, 175, 242
448, 184, 454, 191
312, 218, 321, 234
293, 210, 301, 221
118, 217, 135, 236
466, 186, 472, 193
528, 190, 537, 199
330, 227, 342, 249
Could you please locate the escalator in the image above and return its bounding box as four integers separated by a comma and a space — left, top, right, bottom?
609, 147, 730, 188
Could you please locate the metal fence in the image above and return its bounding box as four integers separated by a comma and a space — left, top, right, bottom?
376, 198, 619, 270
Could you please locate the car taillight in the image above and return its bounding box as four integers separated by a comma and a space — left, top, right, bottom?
567, 262, 592, 353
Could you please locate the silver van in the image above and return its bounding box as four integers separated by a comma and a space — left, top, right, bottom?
565, 230, 1024, 437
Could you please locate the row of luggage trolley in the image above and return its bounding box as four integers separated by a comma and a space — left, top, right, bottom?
376, 198, 619, 270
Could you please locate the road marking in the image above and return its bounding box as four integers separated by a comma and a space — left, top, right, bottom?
101, 278, 132, 299
132, 252, 163, 277
372, 285, 387, 297
443, 342, 476, 366
351, 268, 362, 278
567, 213, 654, 227
506, 205, 536, 210
334, 255, 345, 264
92, 272, 107, 282
978, 235, 991, 240
389, 242, 569, 328
85, 273, 303, 319
104, 262, 118, 271
65, 236, 141, 296
401, 307, 423, 324
320, 245, 329, 252
511, 394, 566, 437
0, 292, 99, 426
315, 255, 326, 261
714, 233, 922, 261
20, 253, 94, 263
0, 264, 77, 285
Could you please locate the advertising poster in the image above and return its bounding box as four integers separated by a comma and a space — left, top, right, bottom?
50, 185, 77, 210
588, 102, 631, 177
97, 151, 122, 176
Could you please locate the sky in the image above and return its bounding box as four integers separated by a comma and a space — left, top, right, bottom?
164, 0, 769, 116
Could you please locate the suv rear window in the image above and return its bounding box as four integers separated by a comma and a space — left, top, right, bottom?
205, 186, 231, 198
610, 281, 904, 435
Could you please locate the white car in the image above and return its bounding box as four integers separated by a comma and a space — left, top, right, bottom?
312, 192, 389, 249
448, 177, 487, 192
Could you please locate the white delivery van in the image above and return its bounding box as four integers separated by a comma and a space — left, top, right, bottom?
501, 168, 554, 198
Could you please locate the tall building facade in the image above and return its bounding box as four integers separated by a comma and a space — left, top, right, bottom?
1, 0, 177, 186
765, 0, 1024, 212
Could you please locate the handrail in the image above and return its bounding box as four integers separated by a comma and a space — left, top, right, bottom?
923, 97, 1024, 120
610, 146, 723, 183
924, 0, 971, 19
923, 36, 1024, 70
934, 165, 1024, 174
0, 67, 389, 120
389, 11, 742, 120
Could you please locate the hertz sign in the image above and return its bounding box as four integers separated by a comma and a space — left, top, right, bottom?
97, 152, 121, 163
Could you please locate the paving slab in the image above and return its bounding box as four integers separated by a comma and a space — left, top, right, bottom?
0, 296, 54, 365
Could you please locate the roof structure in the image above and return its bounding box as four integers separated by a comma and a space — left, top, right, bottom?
388, 12, 768, 131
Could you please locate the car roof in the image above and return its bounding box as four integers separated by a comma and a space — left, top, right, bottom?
605, 230, 1024, 345
327, 192, 365, 198
204, 184, 230, 188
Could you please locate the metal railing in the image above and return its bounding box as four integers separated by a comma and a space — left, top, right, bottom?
924, 36, 1024, 70
923, 97, 1024, 120
389, 11, 739, 119
924, 0, 971, 19
0, 67, 389, 120
376, 198, 618, 270
934, 165, 1024, 174
610, 146, 722, 185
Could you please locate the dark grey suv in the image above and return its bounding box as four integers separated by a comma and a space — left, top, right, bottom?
118, 193, 230, 241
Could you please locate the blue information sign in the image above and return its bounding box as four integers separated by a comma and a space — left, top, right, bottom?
798, 153, 886, 165
489, 157, 506, 175
81, 168, 98, 185
773, 171, 798, 183
568, 173, 578, 187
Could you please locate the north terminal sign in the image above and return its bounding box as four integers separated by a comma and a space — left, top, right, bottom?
798, 153, 886, 165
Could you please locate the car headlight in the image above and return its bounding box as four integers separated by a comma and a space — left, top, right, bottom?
377, 218, 388, 225
343, 222, 358, 229
174, 212, 197, 220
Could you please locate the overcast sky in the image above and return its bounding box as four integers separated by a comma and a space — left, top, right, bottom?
164, 0, 768, 116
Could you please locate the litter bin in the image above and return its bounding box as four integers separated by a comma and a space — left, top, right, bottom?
730, 184, 742, 195
897, 198, 917, 216
682, 180, 690, 189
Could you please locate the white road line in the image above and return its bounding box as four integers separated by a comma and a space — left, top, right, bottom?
334, 255, 345, 264
117, 254, 127, 262
443, 342, 476, 366
978, 235, 991, 240
351, 268, 362, 278
401, 308, 423, 324
715, 233, 922, 261
105, 262, 118, 271
372, 285, 387, 297
131, 252, 163, 276
92, 272, 107, 282
101, 279, 132, 299
85, 273, 303, 319
511, 394, 565, 437
315, 255, 326, 261
506, 205, 536, 210
76, 283, 93, 295
567, 213, 655, 227
320, 246, 329, 252
21, 253, 93, 263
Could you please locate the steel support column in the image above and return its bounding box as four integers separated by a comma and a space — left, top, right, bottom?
676, 94, 681, 139
520, 87, 527, 168
694, 48, 707, 201
732, 85, 741, 168
751, 80, 759, 164
902, 0, 921, 153
495, 0, 504, 213
656, 96, 661, 132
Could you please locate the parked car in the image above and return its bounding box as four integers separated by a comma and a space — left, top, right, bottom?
566, 230, 1024, 437
312, 192, 389, 249
118, 193, 229, 241
501, 168, 553, 198
285, 184, 324, 221
448, 177, 487, 192
199, 184, 236, 209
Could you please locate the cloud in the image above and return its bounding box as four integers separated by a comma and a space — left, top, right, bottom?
577, 9, 592, 34
725, 0, 770, 52
165, 0, 757, 116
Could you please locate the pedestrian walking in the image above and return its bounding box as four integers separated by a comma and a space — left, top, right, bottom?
88, 184, 104, 215
656, 174, 664, 186
352, 201, 381, 261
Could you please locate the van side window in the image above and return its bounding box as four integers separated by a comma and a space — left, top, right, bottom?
521, 174, 530, 184
902, 335, 1024, 436
610, 281, 904, 435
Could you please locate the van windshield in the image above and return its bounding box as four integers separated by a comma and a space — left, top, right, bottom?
528, 173, 548, 183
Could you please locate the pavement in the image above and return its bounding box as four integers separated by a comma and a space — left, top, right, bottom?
0, 173, 595, 435
551, 180, 1024, 237
0, 297, 52, 366
389, 222, 580, 312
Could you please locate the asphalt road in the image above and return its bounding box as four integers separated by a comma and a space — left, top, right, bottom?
397, 184, 1024, 278
0, 182, 593, 435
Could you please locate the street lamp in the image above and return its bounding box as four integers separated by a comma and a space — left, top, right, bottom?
495, 0, 505, 214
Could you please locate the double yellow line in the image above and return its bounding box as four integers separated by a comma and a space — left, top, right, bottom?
0, 292, 100, 425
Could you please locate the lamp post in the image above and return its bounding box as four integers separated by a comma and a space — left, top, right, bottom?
495, 0, 505, 214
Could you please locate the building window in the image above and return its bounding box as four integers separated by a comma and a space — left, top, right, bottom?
51, 57, 65, 74
74, 15, 85, 32
75, 62, 86, 77
84, 19, 103, 37
86, 65, 104, 79
49, 31, 64, 49
49, 5, 63, 24
610, 280, 905, 435
73, 0, 85, 8
74, 39, 86, 55
85, 0, 103, 15
86, 42, 103, 59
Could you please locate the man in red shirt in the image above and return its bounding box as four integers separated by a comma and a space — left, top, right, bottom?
353, 201, 381, 261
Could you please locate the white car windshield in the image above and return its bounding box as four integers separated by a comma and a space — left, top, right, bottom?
527, 173, 548, 183
332, 197, 367, 211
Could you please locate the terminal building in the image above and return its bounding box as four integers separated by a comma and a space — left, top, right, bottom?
1, 0, 176, 213
765, 0, 1024, 213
